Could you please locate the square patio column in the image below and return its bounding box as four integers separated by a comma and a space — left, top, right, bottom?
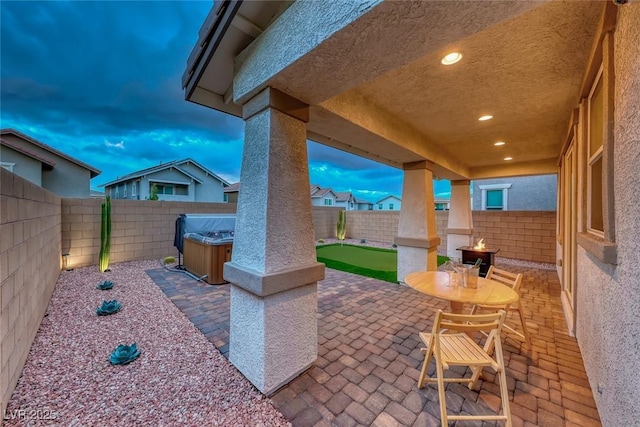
223, 87, 325, 395
446, 179, 474, 259
395, 161, 441, 282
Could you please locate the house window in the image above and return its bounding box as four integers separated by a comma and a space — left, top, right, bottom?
389, 203, 394, 210
123, 183, 127, 198
378, 204, 383, 210
152, 183, 189, 196
132, 182, 137, 197
1, 162, 15, 172
575, 31, 616, 264
486, 190, 503, 210
324, 198, 333, 206
115, 186, 119, 198
587, 67, 604, 235
224, 193, 229, 202
479, 184, 511, 210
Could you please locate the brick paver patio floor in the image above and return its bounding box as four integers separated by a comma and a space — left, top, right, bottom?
147, 265, 601, 427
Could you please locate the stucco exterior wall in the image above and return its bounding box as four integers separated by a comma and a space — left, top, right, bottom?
575, 6, 640, 426
472, 175, 557, 211
0, 169, 61, 416
182, 163, 226, 203
0, 147, 43, 186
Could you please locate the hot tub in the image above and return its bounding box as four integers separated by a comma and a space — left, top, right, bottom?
183, 231, 233, 284
174, 214, 236, 285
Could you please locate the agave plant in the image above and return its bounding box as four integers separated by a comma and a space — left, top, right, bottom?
109, 343, 141, 365
97, 280, 114, 290
96, 300, 122, 316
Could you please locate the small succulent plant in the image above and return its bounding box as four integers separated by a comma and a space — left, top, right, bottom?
318, 239, 324, 244
97, 280, 114, 290
163, 256, 176, 265
109, 343, 141, 365
96, 300, 122, 316
392, 244, 398, 249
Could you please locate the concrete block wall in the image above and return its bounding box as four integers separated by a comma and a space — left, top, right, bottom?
61, 199, 237, 269
0, 169, 62, 415
342, 210, 555, 263
471, 211, 556, 263
345, 210, 400, 244
312, 207, 342, 240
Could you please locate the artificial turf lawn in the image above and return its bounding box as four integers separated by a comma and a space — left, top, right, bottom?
316, 243, 449, 283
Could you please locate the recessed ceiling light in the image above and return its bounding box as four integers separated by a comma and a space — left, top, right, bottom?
504, 157, 513, 161
441, 52, 462, 65
478, 115, 493, 121
494, 141, 506, 146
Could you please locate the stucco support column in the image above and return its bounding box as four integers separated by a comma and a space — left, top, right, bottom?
223, 87, 324, 395
446, 180, 474, 259
395, 161, 440, 282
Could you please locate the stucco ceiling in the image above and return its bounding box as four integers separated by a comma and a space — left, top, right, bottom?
185, 0, 605, 180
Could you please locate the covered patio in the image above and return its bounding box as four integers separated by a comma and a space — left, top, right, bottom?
149, 263, 600, 426
180, 1, 639, 424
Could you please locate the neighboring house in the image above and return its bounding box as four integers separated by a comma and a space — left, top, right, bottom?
101, 158, 229, 202
310, 185, 338, 207
376, 195, 402, 211
224, 182, 239, 203
0, 128, 101, 198
354, 197, 373, 211
434, 197, 450, 211
472, 175, 557, 211
311, 185, 373, 210
335, 191, 357, 210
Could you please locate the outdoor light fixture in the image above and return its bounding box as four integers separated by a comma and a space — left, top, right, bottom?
504, 157, 513, 161
478, 115, 493, 121
62, 253, 73, 271
494, 141, 506, 146
441, 52, 462, 65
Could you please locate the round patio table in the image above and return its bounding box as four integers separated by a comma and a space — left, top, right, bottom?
404, 271, 519, 313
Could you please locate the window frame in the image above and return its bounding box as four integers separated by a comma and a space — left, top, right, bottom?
132, 182, 137, 197
479, 183, 511, 211
575, 30, 617, 264
323, 198, 333, 206
1, 162, 15, 172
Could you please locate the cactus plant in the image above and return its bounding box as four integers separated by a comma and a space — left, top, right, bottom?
336, 210, 347, 246
96, 300, 122, 316
109, 343, 141, 365
98, 196, 111, 272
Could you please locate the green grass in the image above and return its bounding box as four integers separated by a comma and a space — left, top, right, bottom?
316, 243, 449, 283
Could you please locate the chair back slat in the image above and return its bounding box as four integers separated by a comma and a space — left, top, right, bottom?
434, 311, 504, 334
486, 266, 523, 292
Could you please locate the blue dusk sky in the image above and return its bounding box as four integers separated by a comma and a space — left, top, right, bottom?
0, 1, 450, 202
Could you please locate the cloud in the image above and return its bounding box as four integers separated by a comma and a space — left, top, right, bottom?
105, 140, 125, 149
0, 1, 449, 199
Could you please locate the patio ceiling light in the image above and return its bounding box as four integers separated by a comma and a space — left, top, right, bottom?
478, 115, 493, 121
504, 157, 513, 161
441, 52, 462, 65
494, 141, 506, 146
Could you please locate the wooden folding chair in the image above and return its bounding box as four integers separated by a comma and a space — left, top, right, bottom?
470, 266, 530, 347
418, 309, 512, 427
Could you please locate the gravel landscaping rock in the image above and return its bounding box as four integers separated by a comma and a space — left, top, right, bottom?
3, 260, 290, 426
